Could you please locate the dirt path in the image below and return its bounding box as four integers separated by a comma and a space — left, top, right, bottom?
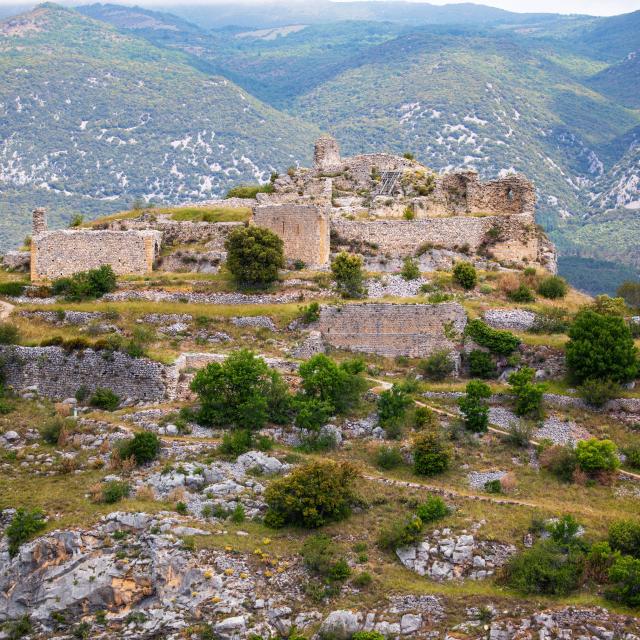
0, 299, 14, 319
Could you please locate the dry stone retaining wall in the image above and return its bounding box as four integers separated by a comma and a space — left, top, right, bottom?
315, 302, 467, 358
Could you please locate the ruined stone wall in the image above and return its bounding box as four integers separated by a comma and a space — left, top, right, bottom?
338, 154, 416, 191
31, 230, 162, 281
315, 302, 467, 358
0, 346, 172, 402
314, 135, 341, 172
253, 204, 330, 267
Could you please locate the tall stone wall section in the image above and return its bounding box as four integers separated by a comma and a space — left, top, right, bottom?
0, 346, 173, 402
253, 204, 330, 267
315, 302, 467, 358
31, 230, 162, 281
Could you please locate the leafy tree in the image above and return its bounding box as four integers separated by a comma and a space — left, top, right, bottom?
412, 429, 452, 476
298, 354, 365, 414
190, 349, 290, 429
6, 508, 46, 557
331, 251, 365, 298
617, 281, 640, 310
566, 310, 638, 384
537, 275, 568, 299
458, 379, 492, 433
607, 555, 640, 607
468, 350, 497, 378
400, 257, 420, 281
377, 385, 412, 431
575, 438, 619, 474
419, 350, 454, 381
118, 432, 160, 465
507, 367, 545, 418
293, 397, 333, 431
452, 261, 477, 290
264, 460, 358, 528
224, 225, 284, 287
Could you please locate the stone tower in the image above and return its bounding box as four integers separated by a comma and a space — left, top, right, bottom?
32, 208, 47, 236
313, 135, 341, 172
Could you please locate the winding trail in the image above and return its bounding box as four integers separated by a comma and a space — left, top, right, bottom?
0, 299, 15, 319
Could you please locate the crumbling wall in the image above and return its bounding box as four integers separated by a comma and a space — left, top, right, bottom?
315, 302, 467, 358
253, 204, 330, 267
0, 346, 172, 402
314, 135, 341, 172
31, 229, 161, 281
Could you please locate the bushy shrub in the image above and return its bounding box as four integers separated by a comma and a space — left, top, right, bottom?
468, 350, 497, 379
118, 432, 160, 465
458, 379, 492, 433
89, 388, 120, 411
452, 261, 477, 290
502, 540, 585, 596
578, 378, 620, 408
547, 515, 581, 545
52, 265, 117, 301
225, 183, 274, 199
264, 460, 358, 528
299, 301, 320, 324
377, 385, 411, 432
507, 367, 545, 418
219, 429, 253, 456
537, 276, 568, 299
575, 438, 619, 474
0, 323, 20, 345
352, 632, 386, 640
0, 281, 26, 297
607, 555, 640, 607
400, 257, 420, 281
374, 445, 403, 470
416, 495, 449, 522
294, 397, 333, 431
102, 481, 131, 504
331, 251, 365, 298
591, 295, 627, 316
40, 416, 71, 445
301, 534, 350, 583
530, 307, 570, 334
191, 349, 290, 429
224, 226, 284, 287
617, 281, 640, 310
412, 406, 437, 430
623, 444, 640, 470
419, 350, 454, 381
6, 508, 46, 557
508, 283, 535, 303
412, 429, 452, 476
298, 354, 365, 415
465, 319, 520, 355
566, 310, 638, 384
540, 444, 577, 482
608, 520, 640, 558
377, 515, 424, 550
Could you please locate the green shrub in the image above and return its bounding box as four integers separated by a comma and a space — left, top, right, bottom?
416, 495, 449, 523
89, 388, 120, 411
331, 251, 365, 298
301, 533, 341, 577
224, 226, 284, 287
0, 323, 20, 345
592, 295, 627, 316
400, 257, 420, 281
225, 183, 274, 199
465, 319, 520, 355
458, 379, 492, 433
118, 432, 160, 465
4, 615, 33, 640
402, 206, 415, 220
566, 310, 638, 384
191, 349, 290, 429
299, 302, 320, 324
617, 281, 640, 310
176, 501, 188, 515
52, 265, 117, 301
412, 429, 451, 476
546, 515, 581, 545
507, 367, 545, 418
608, 520, 640, 558
452, 261, 477, 290
352, 632, 385, 640
419, 350, 454, 381
508, 283, 535, 303
0, 281, 26, 297
577, 378, 620, 408
40, 416, 71, 445
219, 429, 253, 456
297, 431, 337, 453
374, 445, 403, 470
264, 460, 358, 528
607, 555, 640, 607
468, 350, 497, 379
537, 276, 568, 299
298, 354, 365, 415
484, 479, 503, 493
294, 397, 333, 431
623, 444, 640, 470
352, 572, 373, 588
540, 444, 578, 482
6, 508, 46, 557
530, 307, 570, 334
575, 438, 619, 474
412, 406, 437, 430
377, 515, 424, 550
231, 504, 245, 523
377, 385, 411, 431
502, 540, 585, 596
102, 481, 130, 504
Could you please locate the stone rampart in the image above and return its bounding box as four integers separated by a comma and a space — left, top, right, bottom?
315, 302, 467, 358
0, 346, 172, 402
31, 229, 162, 281
253, 204, 330, 267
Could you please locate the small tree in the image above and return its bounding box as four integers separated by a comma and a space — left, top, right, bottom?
293, 397, 333, 431
566, 310, 638, 384
331, 251, 365, 298
537, 275, 568, 299
264, 460, 358, 528
452, 261, 477, 290
607, 555, 640, 607
377, 385, 412, 431
412, 429, 452, 476
400, 257, 420, 281
191, 349, 290, 429
508, 367, 545, 418
224, 225, 284, 287
458, 379, 492, 433
118, 432, 160, 465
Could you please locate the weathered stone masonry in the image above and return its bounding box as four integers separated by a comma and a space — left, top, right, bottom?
315, 302, 467, 358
